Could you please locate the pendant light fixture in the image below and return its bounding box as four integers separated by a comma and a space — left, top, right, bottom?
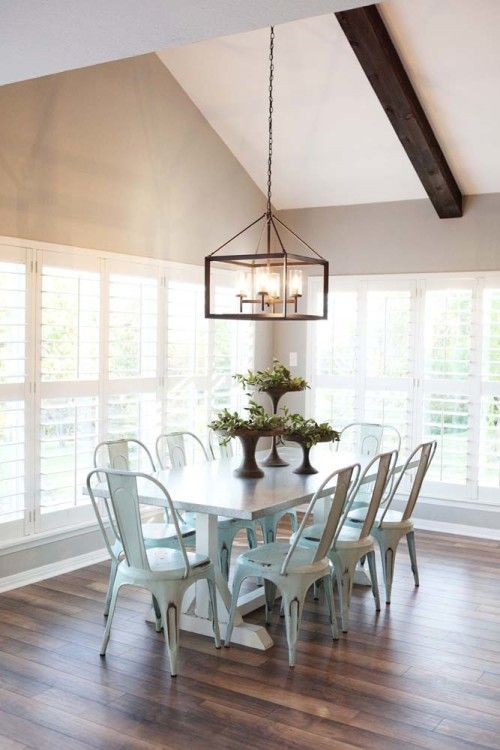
205, 26, 329, 320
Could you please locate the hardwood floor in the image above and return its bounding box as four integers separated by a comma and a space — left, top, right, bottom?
1, 528, 500, 749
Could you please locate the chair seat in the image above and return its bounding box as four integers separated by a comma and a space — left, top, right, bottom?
119, 548, 211, 581
238, 541, 328, 576
291, 523, 374, 551
347, 507, 414, 531
143, 521, 195, 541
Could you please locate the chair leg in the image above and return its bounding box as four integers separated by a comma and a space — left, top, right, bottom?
406, 530, 419, 587
152, 595, 162, 632
264, 580, 277, 625
260, 516, 275, 544
289, 511, 299, 534
313, 581, 319, 600
158, 595, 181, 677
224, 569, 245, 647
333, 559, 354, 633
219, 544, 230, 582
246, 525, 258, 549
376, 530, 399, 605
322, 575, 339, 641
367, 550, 381, 612
206, 573, 221, 648
103, 558, 118, 617
100, 581, 120, 656
282, 594, 304, 667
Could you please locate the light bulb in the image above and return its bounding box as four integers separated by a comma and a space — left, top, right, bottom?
236, 271, 251, 298
289, 269, 303, 296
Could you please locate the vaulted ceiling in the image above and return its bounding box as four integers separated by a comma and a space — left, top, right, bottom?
159, 0, 500, 209
0, 0, 368, 86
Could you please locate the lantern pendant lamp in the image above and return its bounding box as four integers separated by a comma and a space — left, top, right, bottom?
205, 26, 329, 321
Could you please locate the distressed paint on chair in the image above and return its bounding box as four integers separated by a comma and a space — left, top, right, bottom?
225, 463, 359, 667
347, 441, 437, 604
292, 450, 397, 632
87, 469, 220, 676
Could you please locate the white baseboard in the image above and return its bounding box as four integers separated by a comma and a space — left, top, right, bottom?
0, 548, 109, 593
413, 518, 500, 540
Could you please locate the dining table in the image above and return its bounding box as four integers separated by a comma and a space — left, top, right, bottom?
88, 444, 411, 650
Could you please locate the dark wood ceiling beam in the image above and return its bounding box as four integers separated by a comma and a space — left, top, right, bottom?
335, 4, 462, 218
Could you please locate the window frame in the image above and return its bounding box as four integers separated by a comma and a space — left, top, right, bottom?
308, 271, 500, 507
0, 235, 256, 546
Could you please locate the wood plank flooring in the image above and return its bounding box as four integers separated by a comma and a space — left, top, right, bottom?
1, 528, 500, 749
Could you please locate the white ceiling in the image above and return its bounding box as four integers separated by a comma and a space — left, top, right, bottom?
160, 0, 500, 209
0, 0, 369, 87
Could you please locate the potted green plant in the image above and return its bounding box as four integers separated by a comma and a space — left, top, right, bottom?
234, 358, 309, 467
284, 412, 340, 474
209, 401, 286, 478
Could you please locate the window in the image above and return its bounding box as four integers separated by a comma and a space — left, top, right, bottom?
308, 273, 500, 504
0, 241, 255, 545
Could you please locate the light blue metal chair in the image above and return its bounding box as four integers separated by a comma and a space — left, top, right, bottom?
291, 450, 397, 632
337, 422, 401, 510
209, 430, 299, 544
225, 463, 359, 667
156, 431, 257, 580
87, 468, 220, 677
346, 441, 437, 604
93, 439, 195, 616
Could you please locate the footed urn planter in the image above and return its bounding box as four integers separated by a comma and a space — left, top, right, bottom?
217, 429, 284, 478
286, 435, 332, 475
261, 386, 301, 468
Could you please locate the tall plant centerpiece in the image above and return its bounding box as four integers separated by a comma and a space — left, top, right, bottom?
284, 413, 340, 474
209, 401, 286, 478
234, 359, 309, 467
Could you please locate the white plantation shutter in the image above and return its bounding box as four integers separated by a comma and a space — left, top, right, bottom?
163, 269, 255, 441
309, 278, 415, 452
479, 285, 500, 498
0, 241, 256, 544
0, 248, 29, 541
37, 252, 101, 530
104, 260, 160, 461
419, 281, 475, 499
309, 272, 500, 505
108, 272, 157, 380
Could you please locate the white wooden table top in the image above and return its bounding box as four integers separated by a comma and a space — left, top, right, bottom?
88, 446, 408, 521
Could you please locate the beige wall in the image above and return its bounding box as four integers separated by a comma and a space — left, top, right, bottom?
0, 53, 273, 580
274, 194, 500, 412
0, 52, 266, 266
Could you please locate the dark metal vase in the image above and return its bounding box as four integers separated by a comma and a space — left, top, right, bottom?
261, 388, 290, 467
234, 432, 264, 478
293, 443, 318, 475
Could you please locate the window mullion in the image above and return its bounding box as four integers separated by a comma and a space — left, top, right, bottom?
98, 258, 109, 443
469, 277, 483, 500
356, 280, 367, 421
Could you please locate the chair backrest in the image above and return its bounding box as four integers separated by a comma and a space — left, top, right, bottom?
87, 468, 191, 577
93, 438, 156, 473
339, 450, 398, 541
380, 441, 437, 523
156, 431, 209, 470
339, 422, 401, 457
280, 463, 360, 575
208, 430, 234, 461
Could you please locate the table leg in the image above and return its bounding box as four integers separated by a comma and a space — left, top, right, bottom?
183, 512, 273, 649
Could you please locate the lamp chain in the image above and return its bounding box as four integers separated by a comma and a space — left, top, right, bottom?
266, 26, 274, 219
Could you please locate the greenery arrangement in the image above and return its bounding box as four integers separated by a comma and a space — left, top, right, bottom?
234, 358, 309, 393
284, 411, 340, 449
209, 402, 339, 448
209, 400, 286, 436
